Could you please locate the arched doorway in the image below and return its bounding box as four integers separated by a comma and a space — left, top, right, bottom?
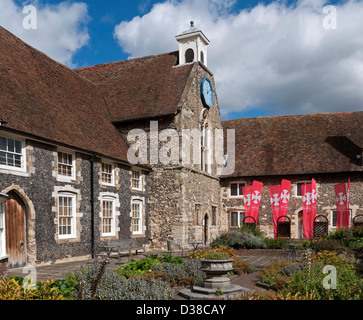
203, 214, 209, 245
5, 192, 27, 268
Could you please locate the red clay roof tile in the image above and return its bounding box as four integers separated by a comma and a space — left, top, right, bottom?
222, 112, 363, 177
75, 52, 193, 122
0, 26, 132, 164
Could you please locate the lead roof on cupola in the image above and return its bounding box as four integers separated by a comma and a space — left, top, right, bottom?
176, 21, 210, 42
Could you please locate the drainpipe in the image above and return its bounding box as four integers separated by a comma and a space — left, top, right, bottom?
89, 155, 96, 259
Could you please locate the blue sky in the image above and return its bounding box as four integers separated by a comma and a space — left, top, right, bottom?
1, 0, 362, 120
74, 0, 289, 68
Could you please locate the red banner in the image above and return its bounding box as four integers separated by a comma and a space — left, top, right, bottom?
335, 183, 349, 229
250, 181, 263, 223
279, 179, 291, 217
269, 179, 291, 238
301, 179, 317, 239
242, 185, 252, 221
269, 184, 281, 238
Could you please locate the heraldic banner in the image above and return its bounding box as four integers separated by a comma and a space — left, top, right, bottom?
249, 181, 263, 224
269, 184, 281, 238
269, 179, 291, 238
242, 185, 252, 222
301, 179, 317, 239
335, 182, 349, 229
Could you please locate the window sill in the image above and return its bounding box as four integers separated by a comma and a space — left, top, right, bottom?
132, 233, 145, 238
57, 175, 76, 183
0, 168, 29, 177
57, 236, 78, 242
101, 182, 116, 187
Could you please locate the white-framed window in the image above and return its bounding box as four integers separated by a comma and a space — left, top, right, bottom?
0, 201, 6, 258
331, 209, 352, 228
230, 211, 245, 228
295, 181, 311, 197
229, 181, 246, 198
132, 170, 142, 190
57, 150, 75, 180
0, 135, 26, 172
131, 198, 143, 235
58, 192, 77, 239
101, 162, 114, 186
101, 197, 116, 236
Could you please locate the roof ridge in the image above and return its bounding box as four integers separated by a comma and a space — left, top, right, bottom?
74, 51, 179, 71
222, 110, 363, 123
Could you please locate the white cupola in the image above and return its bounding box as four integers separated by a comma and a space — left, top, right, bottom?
175, 21, 210, 66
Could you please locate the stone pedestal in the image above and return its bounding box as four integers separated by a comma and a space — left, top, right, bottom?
178, 258, 248, 300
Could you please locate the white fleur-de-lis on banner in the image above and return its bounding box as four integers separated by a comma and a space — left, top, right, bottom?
252, 191, 261, 204
270, 194, 280, 206
336, 192, 346, 205
303, 192, 312, 205
280, 189, 290, 203
244, 194, 251, 206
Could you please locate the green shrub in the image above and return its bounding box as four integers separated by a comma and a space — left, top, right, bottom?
50, 274, 78, 299
203, 252, 228, 260
314, 239, 345, 252
150, 259, 206, 286
72, 261, 174, 300
264, 237, 289, 249
349, 238, 363, 251
212, 231, 267, 249
210, 236, 230, 248
0, 278, 65, 300
258, 260, 293, 288
352, 225, 363, 238
233, 257, 255, 274
115, 254, 183, 278
239, 224, 265, 238
285, 251, 363, 300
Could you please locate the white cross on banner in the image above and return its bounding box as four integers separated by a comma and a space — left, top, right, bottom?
250, 180, 263, 224
301, 179, 317, 239
334, 182, 349, 228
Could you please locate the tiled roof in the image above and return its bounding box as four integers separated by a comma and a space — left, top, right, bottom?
222, 112, 363, 178
0, 26, 133, 164
75, 52, 193, 122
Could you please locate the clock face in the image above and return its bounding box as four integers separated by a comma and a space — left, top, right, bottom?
201, 77, 213, 108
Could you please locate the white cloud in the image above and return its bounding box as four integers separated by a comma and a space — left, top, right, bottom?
0, 0, 89, 67
114, 0, 363, 118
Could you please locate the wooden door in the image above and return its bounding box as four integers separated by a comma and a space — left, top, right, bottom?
5, 196, 26, 268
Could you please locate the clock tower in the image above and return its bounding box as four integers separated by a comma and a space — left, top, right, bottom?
175, 21, 210, 66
